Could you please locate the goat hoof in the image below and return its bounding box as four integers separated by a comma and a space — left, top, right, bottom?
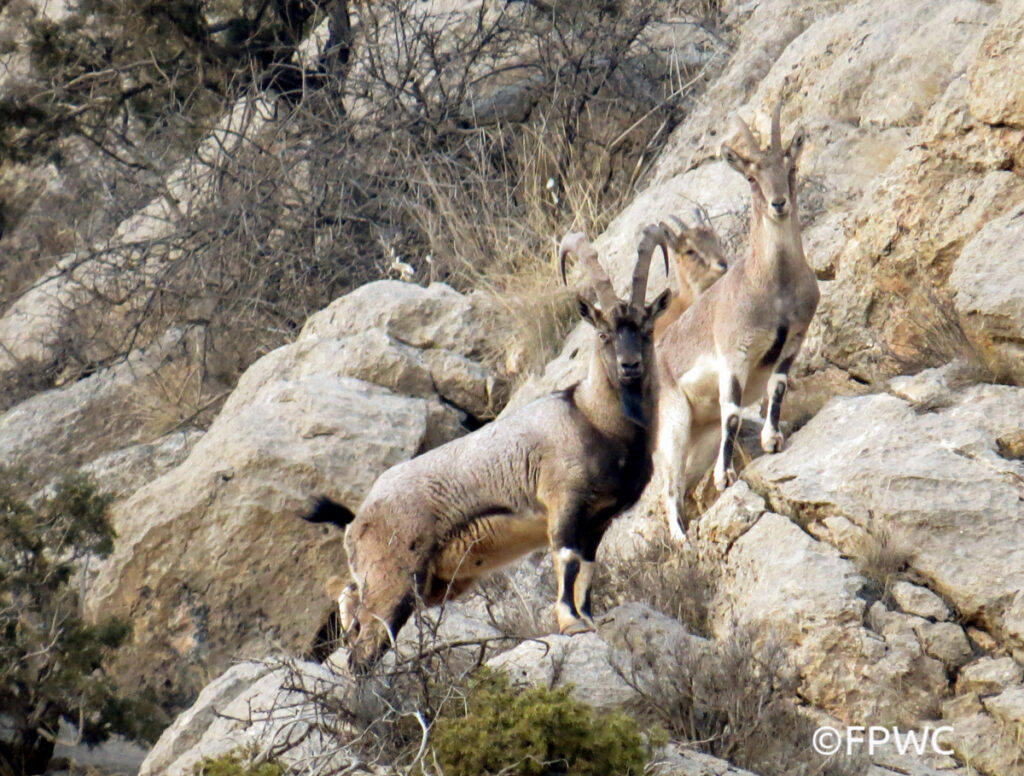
560, 618, 594, 636
713, 468, 736, 492
667, 515, 688, 545
761, 429, 785, 453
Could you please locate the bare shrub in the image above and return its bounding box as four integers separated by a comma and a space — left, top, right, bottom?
598, 540, 717, 637
470, 553, 558, 640
1, 0, 726, 406
616, 622, 865, 776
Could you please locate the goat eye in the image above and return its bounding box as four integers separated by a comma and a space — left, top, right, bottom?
599, 332, 610, 342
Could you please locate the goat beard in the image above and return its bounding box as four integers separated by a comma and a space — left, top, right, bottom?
619, 383, 648, 428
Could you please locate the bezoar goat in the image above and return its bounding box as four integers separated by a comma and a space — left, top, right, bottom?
654, 101, 819, 542
652, 209, 729, 341
305, 227, 671, 671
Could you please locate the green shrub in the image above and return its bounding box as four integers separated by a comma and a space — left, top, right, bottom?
430, 669, 657, 776
0, 468, 164, 776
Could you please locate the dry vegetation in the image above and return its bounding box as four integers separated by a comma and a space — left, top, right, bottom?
615, 622, 865, 776
0, 0, 729, 414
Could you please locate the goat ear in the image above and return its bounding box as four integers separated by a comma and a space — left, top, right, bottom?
786, 127, 807, 166
721, 142, 751, 174
577, 292, 602, 327
646, 288, 672, 321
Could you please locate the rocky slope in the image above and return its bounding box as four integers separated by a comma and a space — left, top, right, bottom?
2, 0, 1023, 774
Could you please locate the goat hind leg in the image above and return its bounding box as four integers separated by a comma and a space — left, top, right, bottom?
655, 391, 693, 543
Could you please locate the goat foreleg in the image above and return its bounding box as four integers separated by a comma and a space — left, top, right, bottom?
761, 349, 798, 453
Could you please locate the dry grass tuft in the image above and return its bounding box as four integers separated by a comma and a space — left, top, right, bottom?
851, 515, 913, 605
598, 540, 717, 638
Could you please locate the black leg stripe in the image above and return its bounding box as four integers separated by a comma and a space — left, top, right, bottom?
769, 393, 783, 428
561, 557, 581, 613
730, 376, 742, 406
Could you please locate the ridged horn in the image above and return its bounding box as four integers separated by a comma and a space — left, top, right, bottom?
559, 231, 619, 312
631, 224, 669, 308
771, 100, 783, 152
730, 113, 759, 154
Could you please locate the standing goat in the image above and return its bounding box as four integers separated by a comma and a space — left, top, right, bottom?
305, 228, 670, 671
655, 102, 819, 542
653, 210, 729, 340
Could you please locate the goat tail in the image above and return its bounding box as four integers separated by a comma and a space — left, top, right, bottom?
304, 497, 356, 529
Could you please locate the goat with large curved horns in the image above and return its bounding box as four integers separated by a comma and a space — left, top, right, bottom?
305, 227, 671, 671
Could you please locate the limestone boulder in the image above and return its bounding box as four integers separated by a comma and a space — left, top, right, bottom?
82, 280, 511, 705
950, 201, 1024, 380
891, 581, 951, 622
300, 280, 496, 360
984, 685, 1024, 730
78, 429, 204, 501
652, 0, 855, 182
0, 329, 200, 489
138, 659, 373, 776
487, 632, 638, 711
968, 0, 1024, 128
957, 657, 1024, 698
709, 511, 947, 724
85, 373, 441, 702
744, 385, 1024, 651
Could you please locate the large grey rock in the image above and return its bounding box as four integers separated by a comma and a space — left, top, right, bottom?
983, 685, 1024, 729
0, 329, 198, 488
652, 0, 855, 182
941, 711, 1023, 776
86, 373, 439, 702
139, 659, 373, 776
139, 662, 274, 776
957, 657, 1024, 698
745, 385, 1024, 651
487, 602, 710, 712
300, 280, 495, 359
81, 277, 512, 706
891, 581, 951, 622
950, 201, 1024, 379
488, 632, 638, 711
711, 511, 947, 725
968, 0, 1024, 128
79, 429, 204, 501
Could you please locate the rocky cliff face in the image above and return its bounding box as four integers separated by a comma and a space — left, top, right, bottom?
2, 0, 1023, 775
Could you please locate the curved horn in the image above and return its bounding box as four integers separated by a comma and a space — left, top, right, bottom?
771, 100, 783, 152
692, 207, 711, 227
631, 224, 669, 308
669, 214, 689, 234
730, 113, 759, 154
559, 231, 619, 312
